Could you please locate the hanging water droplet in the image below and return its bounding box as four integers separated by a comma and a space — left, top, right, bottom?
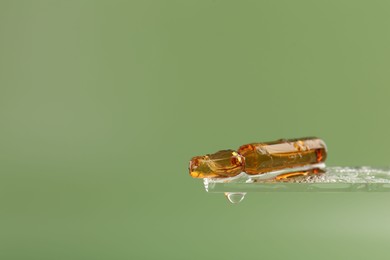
224, 192, 246, 204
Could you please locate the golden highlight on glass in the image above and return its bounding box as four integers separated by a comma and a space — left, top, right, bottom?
189, 137, 327, 178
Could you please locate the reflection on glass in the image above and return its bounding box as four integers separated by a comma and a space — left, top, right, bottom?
202, 165, 390, 203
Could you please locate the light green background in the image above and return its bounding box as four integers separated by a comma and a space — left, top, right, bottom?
1, 1, 390, 259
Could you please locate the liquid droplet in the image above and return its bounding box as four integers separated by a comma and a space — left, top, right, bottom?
224, 192, 246, 204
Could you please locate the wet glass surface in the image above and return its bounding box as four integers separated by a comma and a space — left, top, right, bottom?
204, 166, 390, 203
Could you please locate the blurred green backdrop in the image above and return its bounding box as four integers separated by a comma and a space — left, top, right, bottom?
1, 0, 390, 259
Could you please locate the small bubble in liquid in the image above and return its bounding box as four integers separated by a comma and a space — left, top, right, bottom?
224, 192, 246, 204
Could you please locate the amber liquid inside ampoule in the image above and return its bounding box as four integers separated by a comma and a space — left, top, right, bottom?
189, 150, 245, 178
274, 167, 324, 181
254, 168, 325, 183
238, 137, 327, 175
